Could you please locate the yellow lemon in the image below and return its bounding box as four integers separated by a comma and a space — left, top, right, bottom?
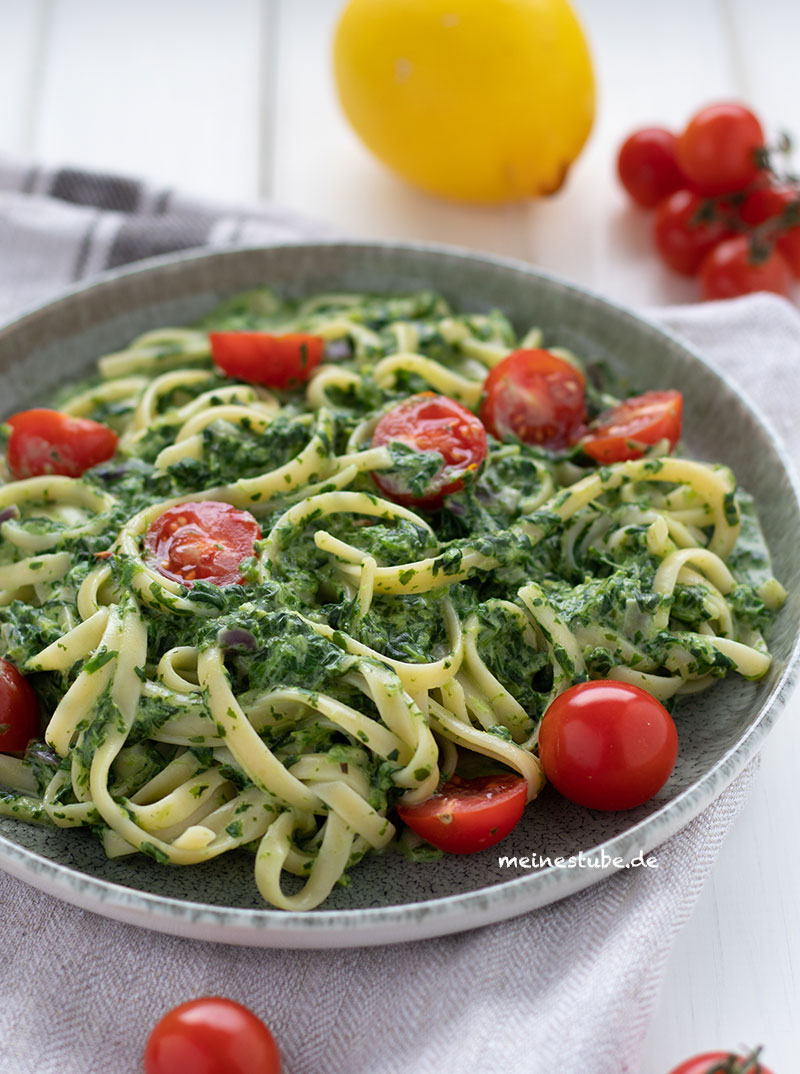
333, 0, 596, 205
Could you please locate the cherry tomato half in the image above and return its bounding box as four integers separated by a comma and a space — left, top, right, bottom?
676, 102, 765, 196
0, 659, 40, 753
739, 181, 800, 276
396, 773, 527, 854
371, 393, 488, 509
144, 501, 260, 587
653, 189, 733, 276
480, 348, 586, 450
669, 1050, 774, 1074
617, 127, 688, 209
580, 390, 682, 463
699, 235, 792, 301
538, 681, 678, 811
5, 409, 118, 480
144, 997, 281, 1074
210, 331, 324, 389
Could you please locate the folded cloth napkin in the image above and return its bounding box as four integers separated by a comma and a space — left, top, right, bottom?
1, 160, 798, 1074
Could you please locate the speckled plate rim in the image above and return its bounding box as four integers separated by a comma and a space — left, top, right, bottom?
1, 239, 799, 949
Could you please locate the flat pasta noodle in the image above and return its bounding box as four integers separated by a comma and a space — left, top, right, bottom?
0, 286, 786, 910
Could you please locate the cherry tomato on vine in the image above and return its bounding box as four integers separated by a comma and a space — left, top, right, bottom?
580, 390, 682, 463
739, 181, 800, 276
699, 235, 792, 300
371, 393, 487, 508
653, 189, 733, 276
479, 348, 586, 450
396, 773, 527, 854
0, 659, 40, 753
5, 409, 118, 480
210, 331, 324, 389
538, 681, 678, 811
617, 128, 688, 209
676, 102, 765, 196
668, 1049, 774, 1074
143, 997, 281, 1074
144, 501, 260, 587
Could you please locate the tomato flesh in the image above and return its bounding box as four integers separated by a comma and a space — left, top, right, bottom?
617, 127, 687, 209
580, 389, 682, 463
676, 102, 765, 196
480, 348, 586, 450
0, 659, 40, 753
5, 409, 118, 480
371, 393, 487, 508
144, 997, 281, 1074
210, 331, 324, 389
144, 501, 260, 587
538, 681, 678, 811
699, 236, 792, 301
668, 1051, 774, 1074
396, 772, 527, 854
653, 189, 733, 276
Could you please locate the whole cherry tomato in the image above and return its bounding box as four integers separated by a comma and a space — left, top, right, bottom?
144, 997, 281, 1074
371, 393, 487, 509
739, 181, 800, 276
396, 772, 527, 854
668, 1049, 774, 1074
699, 235, 792, 300
676, 102, 765, 196
5, 409, 118, 480
0, 659, 40, 753
617, 127, 688, 208
144, 501, 260, 587
538, 681, 678, 811
653, 189, 733, 276
480, 349, 586, 450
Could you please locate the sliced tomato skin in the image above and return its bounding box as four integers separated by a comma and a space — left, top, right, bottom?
396, 773, 527, 854
479, 349, 586, 450
5, 409, 118, 479
580, 390, 682, 464
371, 393, 488, 509
210, 332, 324, 389
144, 501, 260, 588
0, 659, 40, 753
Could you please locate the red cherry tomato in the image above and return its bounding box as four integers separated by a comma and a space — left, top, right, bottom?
210, 331, 324, 389
479, 349, 586, 450
396, 773, 527, 854
668, 1050, 773, 1074
144, 501, 260, 587
740, 181, 800, 276
580, 390, 682, 463
653, 189, 733, 276
144, 997, 281, 1074
676, 102, 765, 196
371, 393, 488, 508
617, 127, 688, 209
699, 235, 792, 300
0, 659, 40, 753
5, 409, 118, 480
538, 681, 678, 811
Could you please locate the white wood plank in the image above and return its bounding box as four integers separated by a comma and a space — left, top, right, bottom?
521, 0, 743, 307
32, 0, 269, 202
272, 0, 533, 260
0, 0, 49, 155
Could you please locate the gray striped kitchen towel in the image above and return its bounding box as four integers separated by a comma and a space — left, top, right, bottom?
0, 157, 793, 1074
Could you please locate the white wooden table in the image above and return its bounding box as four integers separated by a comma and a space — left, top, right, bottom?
2, 1, 800, 1069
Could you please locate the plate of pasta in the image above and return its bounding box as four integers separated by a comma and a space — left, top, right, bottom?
0, 241, 798, 948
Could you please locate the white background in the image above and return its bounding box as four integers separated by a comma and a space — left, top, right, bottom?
1, 0, 800, 1068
